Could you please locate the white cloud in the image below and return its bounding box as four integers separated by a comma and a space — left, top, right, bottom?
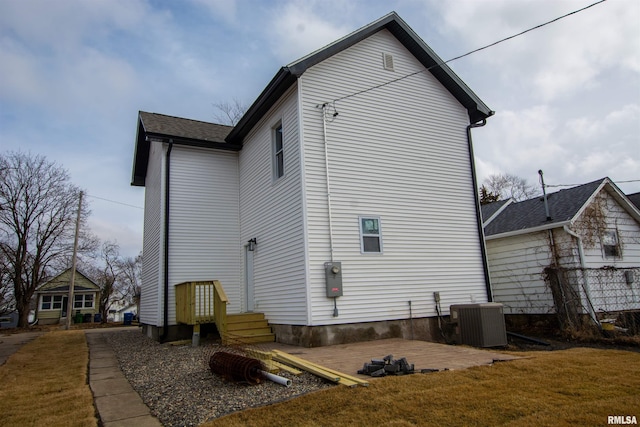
431, 0, 640, 102
265, 1, 353, 63
190, 0, 237, 23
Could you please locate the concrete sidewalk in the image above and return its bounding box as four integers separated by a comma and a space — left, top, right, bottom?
0, 331, 44, 365
85, 329, 162, 427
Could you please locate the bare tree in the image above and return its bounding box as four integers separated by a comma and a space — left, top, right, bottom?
83, 241, 123, 322
483, 173, 539, 202
0, 251, 14, 315
212, 98, 247, 126
118, 252, 142, 311
0, 152, 90, 327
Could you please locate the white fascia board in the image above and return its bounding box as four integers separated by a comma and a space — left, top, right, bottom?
485, 220, 570, 241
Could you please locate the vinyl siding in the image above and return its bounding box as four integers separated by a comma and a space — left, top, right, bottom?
239, 84, 308, 324
574, 191, 640, 268
168, 146, 241, 323
299, 29, 488, 325
140, 141, 164, 326
486, 232, 556, 314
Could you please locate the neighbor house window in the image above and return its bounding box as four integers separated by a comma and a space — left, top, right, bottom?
602, 230, 621, 258
273, 123, 284, 179
360, 217, 382, 253
40, 295, 63, 310
74, 294, 94, 309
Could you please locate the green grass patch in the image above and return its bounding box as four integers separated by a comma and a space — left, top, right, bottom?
0, 331, 97, 427
204, 347, 639, 427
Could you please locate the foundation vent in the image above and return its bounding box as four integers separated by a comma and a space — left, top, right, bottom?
382, 53, 394, 71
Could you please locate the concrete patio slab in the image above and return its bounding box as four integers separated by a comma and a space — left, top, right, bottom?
265, 338, 519, 378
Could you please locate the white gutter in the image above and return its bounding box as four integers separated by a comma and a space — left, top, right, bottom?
485, 220, 570, 241
563, 225, 599, 326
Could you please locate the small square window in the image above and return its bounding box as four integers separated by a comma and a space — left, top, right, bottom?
273, 123, 284, 179
360, 217, 382, 253
602, 230, 621, 258
41, 295, 52, 310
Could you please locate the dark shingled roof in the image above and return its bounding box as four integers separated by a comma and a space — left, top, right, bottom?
627, 192, 640, 211
131, 112, 236, 186
484, 178, 606, 237
139, 112, 232, 144
481, 199, 510, 223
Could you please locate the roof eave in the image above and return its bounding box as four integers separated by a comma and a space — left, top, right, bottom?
225, 12, 493, 146
225, 69, 297, 145
485, 220, 570, 241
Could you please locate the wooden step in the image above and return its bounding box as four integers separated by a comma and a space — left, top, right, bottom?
223, 312, 275, 344
225, 332, 275, 344
226, 319, 269, 331
227, 313, 266, 322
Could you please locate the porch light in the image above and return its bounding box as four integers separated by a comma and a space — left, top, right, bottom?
247, 238, 257, 251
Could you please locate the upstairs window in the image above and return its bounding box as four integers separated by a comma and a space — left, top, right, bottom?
602, 230, 621, 258
360, 217, 382, 253
273, 123, 284, 180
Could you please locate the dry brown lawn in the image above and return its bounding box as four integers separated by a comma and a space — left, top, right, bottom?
204, 347, 640, 427
0, 330, 97, 427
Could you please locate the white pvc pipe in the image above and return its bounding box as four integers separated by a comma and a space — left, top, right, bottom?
260, 370, 291, 387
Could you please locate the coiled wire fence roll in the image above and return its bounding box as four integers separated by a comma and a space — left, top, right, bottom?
209, 351, 264, 385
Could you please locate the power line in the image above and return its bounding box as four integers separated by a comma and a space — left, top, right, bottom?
333, 0, 607, 105
85, 193, 144, 210
546, 179, 640, 188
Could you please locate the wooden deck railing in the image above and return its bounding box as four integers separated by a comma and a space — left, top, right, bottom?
175, 280, 228, 341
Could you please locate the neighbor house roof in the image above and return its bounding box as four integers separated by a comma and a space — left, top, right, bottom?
481, 199, 512, 226
627, 192, 640, 211
131, 112, 236, 186
37, 268, 100, 293
484, 178, 640, 239
225, 11, 493, 145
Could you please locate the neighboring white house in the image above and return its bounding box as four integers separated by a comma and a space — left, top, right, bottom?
131, 12, 495, 345
482, 178, 640, 327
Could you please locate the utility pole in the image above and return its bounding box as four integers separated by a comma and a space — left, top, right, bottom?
66, 191, 83, 330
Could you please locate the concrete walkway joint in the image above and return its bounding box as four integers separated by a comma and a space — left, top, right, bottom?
85, 329, 162, 427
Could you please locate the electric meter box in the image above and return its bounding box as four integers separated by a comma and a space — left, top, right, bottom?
324, 261, 343, 297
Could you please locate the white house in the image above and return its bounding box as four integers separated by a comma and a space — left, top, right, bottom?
131, 12, 495, 345
482, 178, 640, 328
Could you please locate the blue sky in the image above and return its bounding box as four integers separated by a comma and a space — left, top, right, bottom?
1, 0, 638, 257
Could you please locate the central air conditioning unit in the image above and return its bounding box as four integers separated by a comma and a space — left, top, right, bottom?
449, 303, 507, 347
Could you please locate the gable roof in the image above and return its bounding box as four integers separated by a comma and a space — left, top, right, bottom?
37, 268, 100, 293
484, 178, 640, 239
225, 11, 493, 145
131, 112, 236, 186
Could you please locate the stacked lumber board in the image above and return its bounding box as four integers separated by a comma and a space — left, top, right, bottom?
271, 350, 369, 388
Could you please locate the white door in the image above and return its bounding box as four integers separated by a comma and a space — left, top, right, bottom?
245, 246, 254, 312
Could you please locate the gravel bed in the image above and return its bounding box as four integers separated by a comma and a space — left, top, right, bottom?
106, 330, 334, 426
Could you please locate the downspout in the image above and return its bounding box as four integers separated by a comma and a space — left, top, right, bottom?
161, 140, 173, 342
466, 120, 493, 302
563, 225, 599, 326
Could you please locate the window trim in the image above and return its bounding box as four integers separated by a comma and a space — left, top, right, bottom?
272, 121, 284, 181
40, 294, 64, 311
359, 216, 383, 254
601, 229, 622, 259
74, 293, 95, 309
